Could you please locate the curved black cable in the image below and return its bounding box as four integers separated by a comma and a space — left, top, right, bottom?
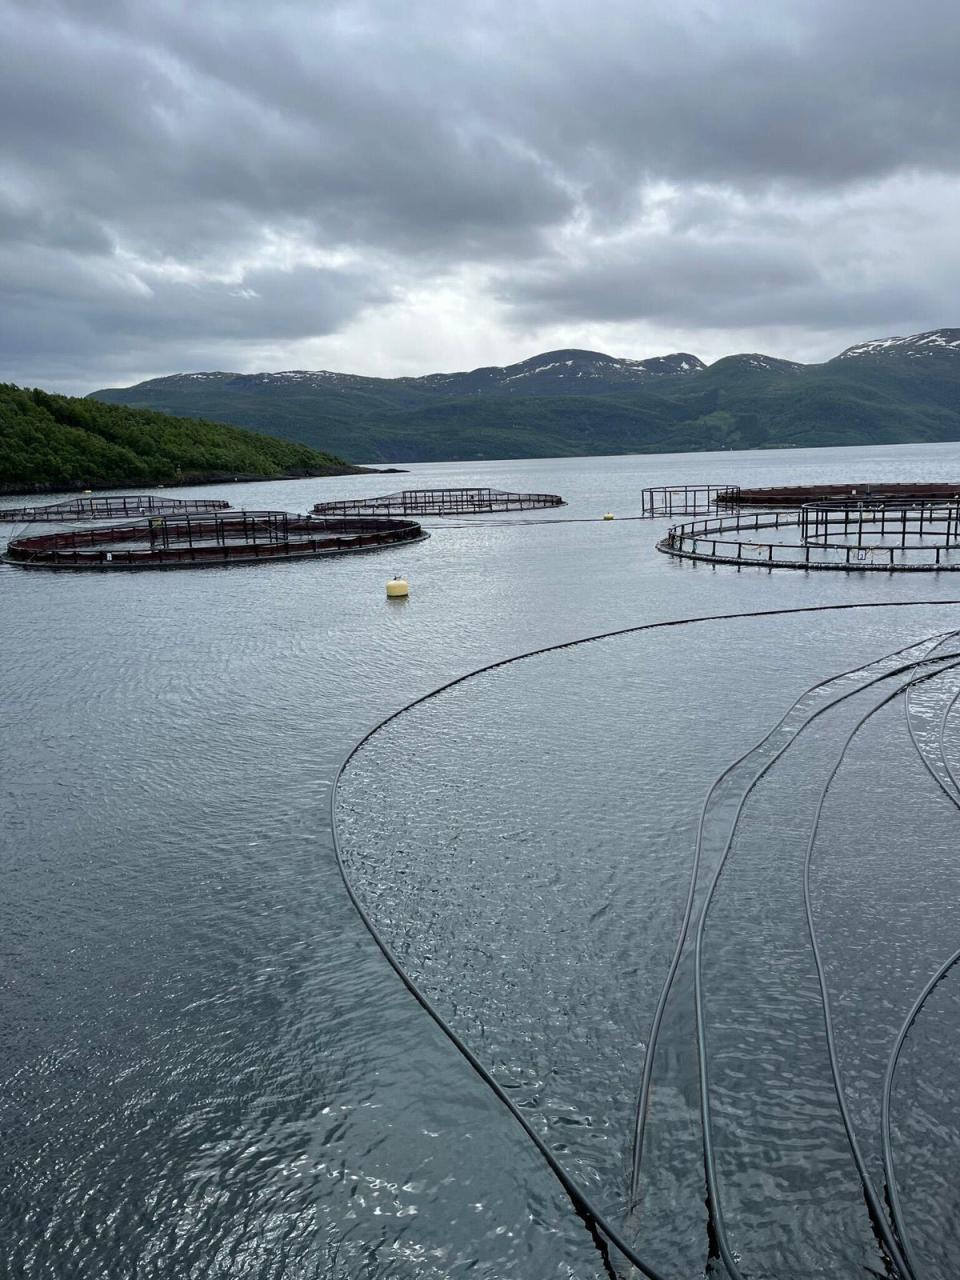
880, 943, 960, 1280
330, 601, 960, 1279
629, 629, 955, 1204
902, 646, 960, 805
937, 684, 960, 796
904, 684, 958, 804
800, 660, 960, 1280
693, 649, 960, 1280
883, 663, 960, 1279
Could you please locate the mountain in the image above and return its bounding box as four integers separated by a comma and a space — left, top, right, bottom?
836, 330, 960, 362
409, 348, 706, 396
700, 353, 804, 377
89, 330, 960, 463
0, 384, 364, 495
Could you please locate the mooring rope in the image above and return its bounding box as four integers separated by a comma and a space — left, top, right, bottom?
420, 514, 656, 528
329, 599, 960, 1280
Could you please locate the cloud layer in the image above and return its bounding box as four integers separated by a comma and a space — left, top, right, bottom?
3, 0, 960, 389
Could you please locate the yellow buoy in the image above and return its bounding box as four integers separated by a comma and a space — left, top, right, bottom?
386, 576, 409, 599
603, 512, 615, 520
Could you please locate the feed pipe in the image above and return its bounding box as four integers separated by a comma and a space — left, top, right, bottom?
329, 600, 960, 1280
799, 659, 960, 1280
629, 629, 958, 1203
880, 943, 960, 1280
903, 675, 960, 805
884, 670, 960, 1278
693, 646, 960, 1280
938, 685, 960, 796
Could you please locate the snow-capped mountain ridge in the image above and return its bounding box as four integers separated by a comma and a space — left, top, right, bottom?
402, 348, 706, 395
836, 330, 960, 360
88, 325, 960, 465
136, 348, 707, 397
129, 330, 960, 397
138, 331, 960, 396
710, 353, 804, 374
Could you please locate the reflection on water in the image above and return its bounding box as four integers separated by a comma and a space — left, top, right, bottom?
4, 442, 960, 1277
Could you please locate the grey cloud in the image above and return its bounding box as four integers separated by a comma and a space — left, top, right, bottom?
3, 0, 960, 389
28, 261, 383, 340
498, 233, 937, 331
10, 0, 960, 258
0, 197, 113, 254
0, 1, 573, 262
0, 248, 387, 377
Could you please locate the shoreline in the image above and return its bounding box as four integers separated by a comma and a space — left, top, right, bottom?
0, 463, 407, 499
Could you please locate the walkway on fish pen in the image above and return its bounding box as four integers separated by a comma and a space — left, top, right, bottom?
0, 495, 231, 523
718, 481, 960, 508
314, 487, 564, 517
637, 482, 960, 519
3, 510, 427, 570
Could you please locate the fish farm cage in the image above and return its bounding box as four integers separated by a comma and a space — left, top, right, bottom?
313, 487, 565, 517
0, 495, 232, 523
800, 498, 960, 548
658, 499, 960, 570
716, 481, 960, 508
3, 510, 427, 570
639, 485, 741, 517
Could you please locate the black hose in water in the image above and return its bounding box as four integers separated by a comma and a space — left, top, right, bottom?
799, 658, 960, 1280
882, 661, 960, 1280
880, 942, 960, 1280
937, 684, 960, 796
692, 649, 960, 1279
629, 629, 957, 1207
330, 600, 960, 1280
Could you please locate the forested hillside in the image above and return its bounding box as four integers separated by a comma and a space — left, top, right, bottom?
0, 384, 358, 494
90, 331, 960, 462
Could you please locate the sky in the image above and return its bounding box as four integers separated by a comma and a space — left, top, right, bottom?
2, 0, 960, 394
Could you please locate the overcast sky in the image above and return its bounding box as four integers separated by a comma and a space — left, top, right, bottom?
2, 0, 959, 393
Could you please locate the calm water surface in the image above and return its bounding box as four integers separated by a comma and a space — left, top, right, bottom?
4, 443, 960, 1278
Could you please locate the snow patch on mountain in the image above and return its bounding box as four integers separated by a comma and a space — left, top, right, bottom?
707, 353, 804, 375
837, 330, 960, 360
742, 355, 801, 371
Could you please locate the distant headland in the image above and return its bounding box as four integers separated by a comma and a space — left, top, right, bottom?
0, 383, 398, 496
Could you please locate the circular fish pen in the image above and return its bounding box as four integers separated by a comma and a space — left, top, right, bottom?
801, 498, 960, 548
3, 510, 426, 570
717, 481, 960, 508
659, 499, 960, 570
0, 495, 231, 523
639, 485, 741, 517
313, 487, 564, 517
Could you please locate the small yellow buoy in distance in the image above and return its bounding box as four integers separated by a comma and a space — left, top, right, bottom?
386, 576, 409, 599
603, 512, 615, 520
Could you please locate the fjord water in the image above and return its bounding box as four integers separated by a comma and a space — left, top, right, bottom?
4, 442, 960, 1279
